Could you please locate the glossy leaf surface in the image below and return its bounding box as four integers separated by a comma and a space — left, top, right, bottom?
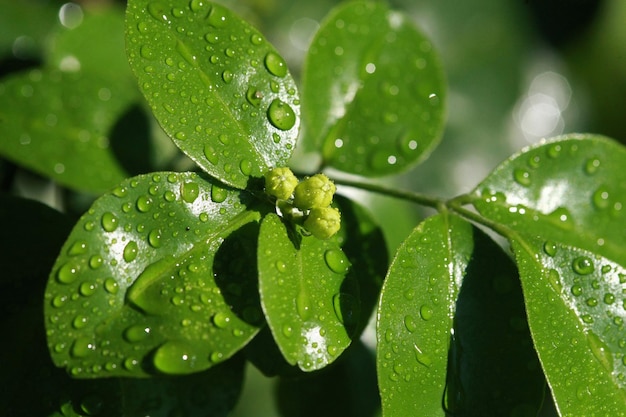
377, 213, 544, 416
472, 134, 626, 265
126, 0, 300, 189
512, 236, 626, 416
0, 69, 135, 192
302, 1, 445, 176
258, 213, 357, 371
44, 172, 263, 377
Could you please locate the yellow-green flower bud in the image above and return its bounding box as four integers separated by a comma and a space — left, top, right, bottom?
293, 173, 336, 210
264, 167, 298, 200
304, 207, 341, 240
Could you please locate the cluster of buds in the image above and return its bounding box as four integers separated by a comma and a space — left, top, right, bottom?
264, 167, 341, 240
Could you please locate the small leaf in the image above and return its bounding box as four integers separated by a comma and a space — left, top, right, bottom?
512, 235, 626, 416
472, 134, 626, 265
258, 213, 357, 371
126, 0, 300, 189
44, 172, 263, 377
302, 1, 445, 176
0, 69, 136, 192
377, 213, 544, 416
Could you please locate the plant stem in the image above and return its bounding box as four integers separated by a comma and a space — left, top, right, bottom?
331, 177, 444, 209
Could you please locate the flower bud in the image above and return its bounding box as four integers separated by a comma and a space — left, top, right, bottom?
304, 207, 341, 240
293, 174, 336, 210
264, 167, 298, 200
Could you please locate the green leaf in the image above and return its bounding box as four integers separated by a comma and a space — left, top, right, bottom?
44, 172, 263, 377
0, 69, 136, 192
0, 0, 60, 59
301, 1, 445, 176
125, 0, 300, 189
472, 134, 626, 265
47, 7, 132, 82
377, 213, 544, 416
258, 213, 357, 371
512, 236, 626, 416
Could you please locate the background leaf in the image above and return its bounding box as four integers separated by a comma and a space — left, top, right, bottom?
301, 0, 445, 176
44, 172, 263, 377
472, 134, 626, 265
0, 69, 136, 192
126, 0, 300, 189
258, 213, 357, 371
512, 236, 626, 416
377, 213, 544, 416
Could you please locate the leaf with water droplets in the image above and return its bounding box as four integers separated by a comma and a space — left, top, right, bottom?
0, 69, 136, 192
301, 1, 445, 176
472, 134, 626, 266
257, 213, 356, 371
44, 172, 263, 377
126, 0, 300, 189
512, 235, 626, 416
377, 213, 544, 416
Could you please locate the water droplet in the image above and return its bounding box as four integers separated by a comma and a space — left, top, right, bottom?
267, 99, 296, 130
584, 157, 601, 175
174, 131, 187, 140
123, 241, 139, 263
222, 70, 233, 83
572, 256, 594, 275
68, 240, 88, 256
547, 207, 573, 229
101, 212, 118, 232
264, 51, 287, 77
603, 293, 616, 305
547, 269, 562, 292
52, 295, 67, 308
414, 344, 431, 367
208, 5, 227, 27
112, 186, 128, 198
420, 305, 433, 321
123, 325, 151, 343
246, 85, 263, 107
203, 144, 219, 165
324, 249, 351, 274
148, 229, 163, 248
79, 281, 97, 297
71, 337, 96, 358
181, 181, 199, 203
543, 241, 557, 257
72, 315, 88, 329
213, 312, 230, 328
199, 212, 209, 222
571, 284, 583, 296
211, 184, 228, 203
513, 168, 531, 186
547, 144, 562, 158
164, 190, 176, 202
136, 195, 153, 212
275, 260, 287, 273
189, 0, 208, 13
57, 261, 80, 284
586, 297, 598, 307
239, 159, 253, 176
140, 45, 155, 60
153, 341, 198, 374
296, 290, 312, 320
147, 2, 170, 23
404, 315, 417, 333
592, 186, 611, 210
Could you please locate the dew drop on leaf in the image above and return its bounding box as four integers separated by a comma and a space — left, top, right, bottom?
123, 325, 151, 343
123, 241, 139, 262
543, 241, 557, 257
136, 195, 153, 212
210, 184, 228, 203
148, 229, 163, 248
147, 2, 170, 24
101, 212, 118, 232
68, 240, 88, 256
264, 51, 287, 77
79, 282, 97, 297
180, 181, 199, 203
404, 315, 417, 333
296, 290, 312, 320
324, 249, 350, 274
57, 261, 80, 284
208, 5, 227, 27
420, 304, 433, 321
153, 341, 197, 374
513, 168, 532, 186
213, 312, 231, 328
267, 99, 296, 131
572, 256, 594, 275
71, 337, 96, 358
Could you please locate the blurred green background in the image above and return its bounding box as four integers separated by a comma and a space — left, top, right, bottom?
1, 0, 624, 416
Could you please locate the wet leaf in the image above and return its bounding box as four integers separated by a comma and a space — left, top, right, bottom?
0, 69, 136, 192
512, 235, 626, 416
258, 213, 357, 371
126, 0, 300, 189
301, 1, 445, 176
377, 213, 543, 416
472, 134, 626, 265
44, 172, 263, 377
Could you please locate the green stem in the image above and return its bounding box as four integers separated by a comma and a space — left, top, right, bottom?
331, 177, 443, 209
